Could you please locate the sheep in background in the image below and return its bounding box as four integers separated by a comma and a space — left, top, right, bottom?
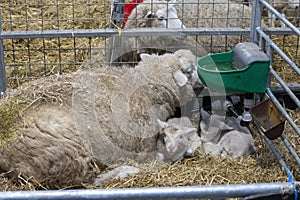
199, 108, 256, 159
0, 49, 200, 189
267, 0, 299, 27
156, 116, 202, 163
105, 0, 208, 64
176, 0, 254, 53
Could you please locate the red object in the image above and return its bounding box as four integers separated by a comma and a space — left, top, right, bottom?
122, 0, 144, 28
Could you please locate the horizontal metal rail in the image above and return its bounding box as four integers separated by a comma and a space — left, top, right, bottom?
0, 182, 298, 200
0, 28, 250, 39
1, 28, 300, 40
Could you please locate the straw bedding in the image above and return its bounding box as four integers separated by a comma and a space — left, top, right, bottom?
0, 0, 299, 192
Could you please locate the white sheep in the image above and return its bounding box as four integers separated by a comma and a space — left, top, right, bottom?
199, 108, 256, 159
106, 0, 209, 64
176, 0, 254, 53
156, 116, 202, 163
267, 0, 299, 27
0, 49, 200, 188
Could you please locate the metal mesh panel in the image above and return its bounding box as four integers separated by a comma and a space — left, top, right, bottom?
1, 0, 110, 88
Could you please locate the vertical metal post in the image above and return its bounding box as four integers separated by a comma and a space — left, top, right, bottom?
106, 0, 125, 65
0, 12, 7, 95
250, 0, 263, 43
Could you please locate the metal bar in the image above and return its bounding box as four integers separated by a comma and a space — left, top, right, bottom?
280, 134, 300, 166
1, 28, 300, 40
250, 0, 263, 42
0, 28, 251, 39
257, 125, 293, 176
0, 12, 7, 94
264, 28, 300, 35
270, 68, 300, 108
267, 88, 300, 138
259, 0, 300, 36
0, 182, 298, 200
256, 27, 300, 76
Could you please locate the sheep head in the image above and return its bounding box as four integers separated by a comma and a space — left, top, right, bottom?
126, 0, 186, 39
139, 49, 202, 89
157, 117, 201, 160
199, 108, 234, 144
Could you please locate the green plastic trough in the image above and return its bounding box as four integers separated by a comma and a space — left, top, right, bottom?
197, 43, 271, 94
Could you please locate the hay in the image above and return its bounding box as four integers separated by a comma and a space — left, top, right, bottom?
1, 0, 110, 88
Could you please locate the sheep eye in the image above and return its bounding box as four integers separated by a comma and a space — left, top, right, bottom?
186, 68, 192, 74
158, 16, 166, 21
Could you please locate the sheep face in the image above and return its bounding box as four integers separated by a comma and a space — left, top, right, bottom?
199, 108, 234, 144
141, 0, 185, 29
174, 49, 202, 89
157, 118, 200, 155
155, 5, 186, 29
288, 0, 299, 9
126, 0, 186, 40
139, 49, 202, 90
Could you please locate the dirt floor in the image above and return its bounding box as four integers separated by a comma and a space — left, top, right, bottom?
0, 0, 299, 193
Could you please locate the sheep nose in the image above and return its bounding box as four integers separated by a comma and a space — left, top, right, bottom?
167, 145, 177, 153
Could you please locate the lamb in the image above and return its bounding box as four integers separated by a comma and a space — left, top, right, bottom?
94, 116, 201, 186
0, 49, 200, 189
156, 116, 202, 163
199, 108, 256, 159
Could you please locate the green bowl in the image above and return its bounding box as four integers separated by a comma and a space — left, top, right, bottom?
197, 50, 270, 94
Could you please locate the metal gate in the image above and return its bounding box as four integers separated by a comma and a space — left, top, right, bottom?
0, 0, 299, 199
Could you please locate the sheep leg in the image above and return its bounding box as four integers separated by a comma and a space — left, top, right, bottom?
93, 166, 140, 186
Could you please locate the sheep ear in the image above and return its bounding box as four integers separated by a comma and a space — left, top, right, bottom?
200, 108, 211, 121
218, 121, 234, 131
173, 70, 188, 87
183, 127, 197, 137
140, 53, 151, 61
157, 119, 168, 130
169, 0, 176, 6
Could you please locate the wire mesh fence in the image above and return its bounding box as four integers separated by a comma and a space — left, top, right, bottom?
0, 0, 299, 89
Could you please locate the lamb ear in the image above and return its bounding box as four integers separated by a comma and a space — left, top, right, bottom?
200, 108, 211, 121
140, 53, 151, 61
157, 119, 169, 130
218, 121, 234, 131
173, 70, 188, 87
183, 127, 197, 137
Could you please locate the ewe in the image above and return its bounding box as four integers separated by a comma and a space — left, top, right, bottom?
0, 49, 200, 189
